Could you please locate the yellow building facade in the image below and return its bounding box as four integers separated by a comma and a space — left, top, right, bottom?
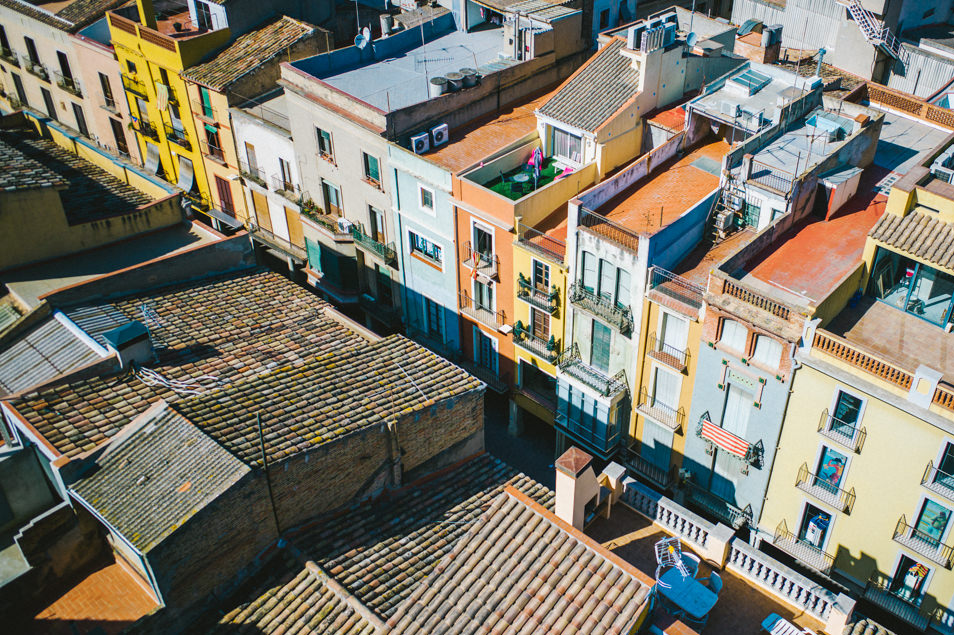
107, 0, 230, 205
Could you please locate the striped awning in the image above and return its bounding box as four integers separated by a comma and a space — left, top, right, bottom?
700, 418, 750, 458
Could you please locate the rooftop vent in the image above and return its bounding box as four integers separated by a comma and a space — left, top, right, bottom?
102, 321, 154, 369
626, 11, 677, 53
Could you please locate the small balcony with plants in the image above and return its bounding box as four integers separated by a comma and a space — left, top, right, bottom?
300, 200, 354, 243
163, 122, 191, 150
513, 322, 559, 363
55, 72, 82, 98
351, 224, 397, 269
0, 47, 18, 67
24, 60, 49, 82
517, 273, 559, 315
569, 282, 633, 336
239, 160, 267, 189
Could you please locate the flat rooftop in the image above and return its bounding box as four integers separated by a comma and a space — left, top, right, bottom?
867, 104, 952, 176
672, 228, 757, 288
427, 87, 556, 173
596, 139, 729, 233
309, 25, 509, 112
742, 167, 888, 305
1, 223, 220, 309
744, 109, 854, 181
827, 296, 954, 383
236, 90, 290, 131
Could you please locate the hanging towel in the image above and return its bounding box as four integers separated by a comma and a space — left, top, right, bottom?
155, 82, 169, 111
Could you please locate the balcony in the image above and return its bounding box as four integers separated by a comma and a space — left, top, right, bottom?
555, 410, 623, 460
359, 293, 401, 328
578, 207, 640, 253
302, 207, 354, 243
191, 99, 216, 124
102, 95, 118, 113
683, 480, 752, 529
816, 409, 866, 453
622, 446, 675, 490
24, 60, 49, 82
513, 323, 558, 363
121, 73, 147, 98
569, 283, 633, 336
200, 140, 226, 165
248, 223, 307, 262
772, 520, 834, 574
458, 360, 509, 394
647, 332, 689, 372
922, 461, 954, 503
893, 515, 954, 569
0, 47, 18, 67
132, 119, 159, 141
352, 224, 397, 269
163, 123, 191, 150
516, 222, 565, 264
459, 291, 508, 332
239, 160, 267, 189
636, 386, 685, 432
556, 343, 627, 398
647, 266, 704, 313
54, 72, 82, 98
864, 574, 937, 632
795, 463, 856, 514
517, 274, 558, 314
696, 414, 762, 474
271, 174, 301, 203
462, 242, 498, 281
748, 160, 795, 195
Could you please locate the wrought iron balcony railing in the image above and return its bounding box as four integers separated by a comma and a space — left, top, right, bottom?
200, 140, 226, 164
462, 242, 498, 280
352, 224, 397, 268
191, 99, 216, 123
817, 409, 866, 452
922, 460, 954, 503
55, 72, 82, 97
864, 574, 937, 631
0, 47, 18, 67
516, 221, 565, 264
636, 386, 685, 431
459, 291, 507, 330
683, 480, 752, 529
695, 413, 762, 473
893, 515, 954, 568
132, 119, 159, 141
24, 60, 48, 82
239, 160, 267, 188
623, 446, 675, 490
648, 266, 704, 312
517, 274, 558, 314
271, 174, 300, 203
569, 282, 633, 336
772, 520, 835, 574
121, 73, 147, 97
795, 462, 856, 513
163, 123, 190, 150
647, 332, 689, 371
556, 343, 627, 398
513, 323, 558, 363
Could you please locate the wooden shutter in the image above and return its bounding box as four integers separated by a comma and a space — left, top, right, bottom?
214, 176, 235, 216
285, 207, 304, 247
251, 191, 272, 232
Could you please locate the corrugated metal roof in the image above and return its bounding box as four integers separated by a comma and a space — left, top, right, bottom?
536, 38, 640, 133
869, 208, 954, 271
0, 318, 103, 397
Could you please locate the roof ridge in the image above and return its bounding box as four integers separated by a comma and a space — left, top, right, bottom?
9, 0, 72, 25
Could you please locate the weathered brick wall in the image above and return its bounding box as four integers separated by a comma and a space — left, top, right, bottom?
397, 389, 485, 477
701, 306, 798, 379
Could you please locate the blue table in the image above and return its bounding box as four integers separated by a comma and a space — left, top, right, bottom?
657, 567, 719, 620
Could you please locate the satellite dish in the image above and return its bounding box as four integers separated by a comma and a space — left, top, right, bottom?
355, 33, 368, 49
362, 27, 372, 41
686, 32, 698, 48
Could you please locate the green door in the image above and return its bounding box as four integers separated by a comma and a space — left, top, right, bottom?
742, 202, 760, 228
591, 320, 611, 373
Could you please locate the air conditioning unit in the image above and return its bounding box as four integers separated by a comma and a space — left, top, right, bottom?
411, 132, 430, 154
431, 123, 449, 147
337, 217, 353, 232
714, 213, 734, 231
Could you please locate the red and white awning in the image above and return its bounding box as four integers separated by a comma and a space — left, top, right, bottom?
700, 418, 751, 458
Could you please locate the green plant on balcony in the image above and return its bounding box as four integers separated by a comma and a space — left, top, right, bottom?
0, 47, 18, 67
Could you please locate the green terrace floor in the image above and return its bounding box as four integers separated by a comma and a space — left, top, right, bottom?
485, 158, 563, 201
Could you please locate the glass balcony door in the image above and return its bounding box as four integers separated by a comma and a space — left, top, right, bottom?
869, 247, 954, 327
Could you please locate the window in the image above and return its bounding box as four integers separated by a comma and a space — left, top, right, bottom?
531, 307, 549, 340
205, 127, 223, 160
533, 260, 550, 291
56, 51, 72, 81
651, 366, 680, 410
278, 157, 294, 191
24, 37, 39, 65
72, 103, 88, 137
473, 224, 493, 258
244, 142, 258, 173
742, 201, 760, 228
599, 8, 609, 29
362, 152, 380, 185
369, 206, 385, 242
474, 328, 498, 374
424, 297, 444, 340
552, 127, 582, 163
199, 87, 213, 118
40, 87, 56, 121
889, 554, 930, 603
408, 230, 442, 264
195, 0, 213, 30
721, 384, 753, 438
939, 443, 954, 482
719, 319, 747, 353
798, 504, 831, 548
474, 279, 493, 311
317, 127, 333, 159
322, 180, 342, 216
109, 118, 128, 156
591, 319, 611, 373
215, 175, 235, 215
11, 73, 26, 107
581, 250, 598, 292
599, 258, 615, 301
419, 184, 434, 212
99, 73, 115, 109
0, 26, 9, 53
752, 335, 783, 368
659, 311, 689, 351
126, 60, 137, 74
814, 446, 848, 494
616, 268, 631, 309
869, 247, 954, 328
915, 499, 951, 549
830, 390, 863, 438
169, 102, 184, 134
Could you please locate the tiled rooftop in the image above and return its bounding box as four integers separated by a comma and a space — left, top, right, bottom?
744, 167, 889, 305
173, 334, 482, 465
388, 487, 651, 633
71, 404, 250, 553
426, 87, 557, 174
596, 139, 729, 232
0, 135, 68, 192
0, 0, 122, 32
0, 316, 103, 397
537, 37, 639, 134
869, 207, 954, 271
182, 16, 316, 91
646, 103, 687, 133
10, 269, 366, 458
0, 132, 152, 224
206, 454, 552, 628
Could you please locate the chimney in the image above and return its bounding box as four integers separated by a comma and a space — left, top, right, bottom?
555, 447, 600, 530
101, 321, 154, 369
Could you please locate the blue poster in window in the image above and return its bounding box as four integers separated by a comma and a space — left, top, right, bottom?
916, 499, 951, 543
817, 447, 847, 489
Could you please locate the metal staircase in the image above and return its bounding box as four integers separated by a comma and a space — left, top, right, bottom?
847, 0, 909, 67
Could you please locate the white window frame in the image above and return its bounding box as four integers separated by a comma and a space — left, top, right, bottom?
912, 493, 954, 547
316, 127, 334, 160
657, 309, 689, 351
719, 319, 748, 354
886, 549, 935, 603
751, 334, 783, 369
418, 183, 435, 215
826, 387, 867, 443
407, 229, 443, 268
471, 219, 495, 258
650, 362, 682, 410
811, 442, 853, 502
797, 497, 836, 553
532, 258, 550, 291
362, 151, 381, 186
472, 276, 496, 313
473, 325, 499, 374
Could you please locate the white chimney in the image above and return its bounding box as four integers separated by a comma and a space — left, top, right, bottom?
555, 447, 600, 530
101, 321, 154, 369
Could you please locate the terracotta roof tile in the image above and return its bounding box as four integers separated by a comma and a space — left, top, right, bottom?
869, 208, 954, 271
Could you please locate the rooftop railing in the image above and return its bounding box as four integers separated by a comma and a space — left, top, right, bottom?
893, 515, 954, 569
922, 460, 954, 504
722, 278, 791, 321
647, 332, 689, 371
795, 462, 856, 513
516, 222, 566, 264
352, 224, 397, 268
459, 291, 507, 330
812, 331, 913, 390
517, 275, 559, 314
569, 283, 633, 336
773, 520, 835, 574
556, 343, 627, 398
748, 160, 795, 194
648, 266, 704, 312
933, 384, 954, 413
462, 242, 499, 280
817, 409, 866, 453
578, 207, 640, 253
636, 386, 685, 431
683, 480, 752, 529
